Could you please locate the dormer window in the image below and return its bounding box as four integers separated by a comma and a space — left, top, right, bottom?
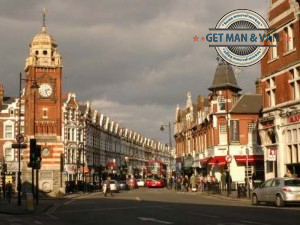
218, 96, 226, 111
43, 50, 47, 55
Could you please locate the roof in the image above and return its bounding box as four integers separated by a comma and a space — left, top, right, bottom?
1, 97, 16, 110
208, 61, 241, 92
79, 104, 87, 115
230, 94, 262, 114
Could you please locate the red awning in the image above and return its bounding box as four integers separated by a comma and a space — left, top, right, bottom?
200, 157, 212, 165
234, 155, 264, 163
208, 156, 226, 166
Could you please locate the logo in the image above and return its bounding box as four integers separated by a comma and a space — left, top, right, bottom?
196, 9, 278, 67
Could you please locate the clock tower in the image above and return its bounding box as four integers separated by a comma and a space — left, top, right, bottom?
23, 10, 64, 196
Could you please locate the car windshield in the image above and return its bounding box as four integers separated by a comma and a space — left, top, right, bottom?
284, 179, 300, 186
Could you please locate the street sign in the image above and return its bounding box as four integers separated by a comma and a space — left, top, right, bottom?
12, 144, 27, 149
16, 134, 24, 144
268, 149, 276, 161
226, 155, 232, 163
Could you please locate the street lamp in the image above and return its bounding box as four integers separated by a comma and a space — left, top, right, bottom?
160, 122, 172, 149
17, 72, 39, 206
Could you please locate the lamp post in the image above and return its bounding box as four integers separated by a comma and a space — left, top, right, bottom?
17, 72, 39, 206
160, 122, 172, 149
160, 122, 173, 178
245, 146, 251, 199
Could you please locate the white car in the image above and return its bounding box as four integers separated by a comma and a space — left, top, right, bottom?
137, 179, 145, 187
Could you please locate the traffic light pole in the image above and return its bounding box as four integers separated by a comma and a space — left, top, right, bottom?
36, 169, 39, 205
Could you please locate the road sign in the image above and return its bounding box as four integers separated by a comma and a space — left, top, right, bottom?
268, 149, 276, 161
226, 155, 232, 163
16, 134, 24, 144
12, 144, 27, 149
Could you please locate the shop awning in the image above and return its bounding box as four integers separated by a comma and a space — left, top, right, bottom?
234, 155, 264, 164
200, 157, 212, 166
208, 156, 226, 166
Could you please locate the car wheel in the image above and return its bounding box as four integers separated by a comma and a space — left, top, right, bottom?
252, 194, 260, 205
275, 195, 284, 207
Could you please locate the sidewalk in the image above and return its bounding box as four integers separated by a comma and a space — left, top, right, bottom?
200, 189, 252, 202
0, 194, 77, 215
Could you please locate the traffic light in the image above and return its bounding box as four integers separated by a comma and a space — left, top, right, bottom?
34, 145, 41, 169
29, 139, 37, 168
28, 139, 42, 169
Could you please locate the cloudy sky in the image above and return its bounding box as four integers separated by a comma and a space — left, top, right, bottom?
0, 0, 269, 144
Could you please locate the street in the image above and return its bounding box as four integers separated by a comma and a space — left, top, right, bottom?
1, 188, 299, 225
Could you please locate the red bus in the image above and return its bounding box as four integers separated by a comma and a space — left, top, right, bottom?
145, 160, 167, 178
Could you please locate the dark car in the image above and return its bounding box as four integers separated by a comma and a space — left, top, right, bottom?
118, 180, 129, 190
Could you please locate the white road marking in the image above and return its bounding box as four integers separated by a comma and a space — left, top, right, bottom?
135, 196, 141, 201
241, 220, 270, 225
138, 217, 174, 224
34, 220, 43, 224
188, 212, 219, 218
63, 199, 75, 205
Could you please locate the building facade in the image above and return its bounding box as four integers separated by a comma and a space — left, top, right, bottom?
174, 60, 263, 185
259, 0, 300, 179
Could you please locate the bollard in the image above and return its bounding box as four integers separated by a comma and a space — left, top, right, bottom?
26, 193, 34, 211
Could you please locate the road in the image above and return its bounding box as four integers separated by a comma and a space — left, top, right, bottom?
1, 188, 299, 225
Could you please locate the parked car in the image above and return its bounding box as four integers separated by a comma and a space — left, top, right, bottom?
137, 179, 145, 187
127, 178, 138, 189
252, 177, 300, 207
146, 178, 165, 188
118, 180, 129, 190
103, 180, 119, 193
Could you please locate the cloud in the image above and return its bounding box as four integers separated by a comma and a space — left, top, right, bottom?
0, 0, 269, 144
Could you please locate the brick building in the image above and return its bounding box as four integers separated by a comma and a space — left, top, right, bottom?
259, 0, 300, 179
174, 60, 264, 185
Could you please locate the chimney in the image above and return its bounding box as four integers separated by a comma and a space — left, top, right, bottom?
255, 78, 262, 94
0, 84, 4, 109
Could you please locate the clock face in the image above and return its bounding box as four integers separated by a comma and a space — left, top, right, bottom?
42, 147, 50, 157
39, 83, 53, 97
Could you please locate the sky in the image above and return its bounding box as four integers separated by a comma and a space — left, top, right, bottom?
0, 0, 269, 145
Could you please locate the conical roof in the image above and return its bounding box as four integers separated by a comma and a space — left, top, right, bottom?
208, 60, 241, 92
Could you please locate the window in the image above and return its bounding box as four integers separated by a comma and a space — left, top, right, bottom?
4, 125, 13, 139
219, 124, 227, 145
230, 120, 240, 143
248, 123, 257, 144
266, 161, 274, 173
270, 33, 277, 59
288, 67, 300, 100
5, 148, 14, 161
266, 77, 276, 107
218, 96, 226, 111
284, 24, 294, 52
43, 108, 48, 119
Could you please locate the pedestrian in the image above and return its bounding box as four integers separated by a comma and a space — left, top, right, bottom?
225, 171, 232, 194
6, 181, 12, 203
221, 172, 226, 191
103, 176, 112, 197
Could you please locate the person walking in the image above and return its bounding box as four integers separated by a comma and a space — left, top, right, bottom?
6, 181, 12, 203
221, 172, 226, 191
103, 177, 112, 197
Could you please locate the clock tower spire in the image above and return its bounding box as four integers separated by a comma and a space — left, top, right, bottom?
23, 10, 64, 197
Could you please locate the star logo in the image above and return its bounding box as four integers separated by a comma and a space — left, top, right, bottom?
287, 35, 292, 41
201, 36, 205, 41
193, 35, 199, 42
